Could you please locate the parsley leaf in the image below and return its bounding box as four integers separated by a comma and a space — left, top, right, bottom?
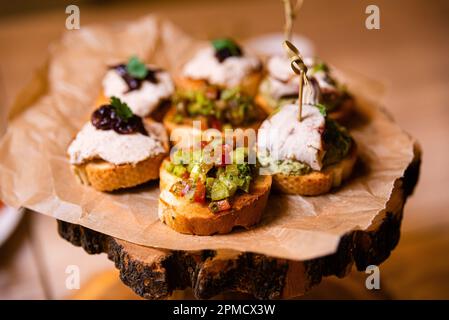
316, 103, 328, 117
211, 38, 241, 56
110, 96, 133, 120
312, 62, 329, 74
126, 56, 148, 79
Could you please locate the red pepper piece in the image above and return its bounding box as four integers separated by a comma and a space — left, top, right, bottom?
193, 181, 206, 203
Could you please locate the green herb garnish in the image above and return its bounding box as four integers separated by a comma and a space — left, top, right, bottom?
312, 62, 329, 74
126, 56, 148, 79
110, 96, 133, 120
316, 103, 328, 117
322, 119, 352, 166
211, 38, 241, 56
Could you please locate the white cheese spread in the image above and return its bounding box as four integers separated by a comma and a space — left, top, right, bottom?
68, 122, 165, 165
182, 46, 261, 87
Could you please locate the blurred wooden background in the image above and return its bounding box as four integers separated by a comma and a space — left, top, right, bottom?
0, 0, 448, 299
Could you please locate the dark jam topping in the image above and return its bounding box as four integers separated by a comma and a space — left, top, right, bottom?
211, 38, 243, 63
215, 46, 243, 63
91, 105, 147, 135
111, 64, 160, 92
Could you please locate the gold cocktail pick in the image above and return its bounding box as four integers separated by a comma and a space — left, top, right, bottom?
283, 40, 308, 122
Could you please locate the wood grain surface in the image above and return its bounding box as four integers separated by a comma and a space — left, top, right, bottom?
56, 149, 420, 299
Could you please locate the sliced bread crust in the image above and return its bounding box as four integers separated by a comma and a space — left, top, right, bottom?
273, 143, 357, 196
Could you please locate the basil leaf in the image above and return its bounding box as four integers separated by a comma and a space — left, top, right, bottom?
110, 96, 133, 120
126, 56, 148, 79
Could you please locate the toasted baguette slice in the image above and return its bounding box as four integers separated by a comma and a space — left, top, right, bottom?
71, 119, 169, 192
73, 153, 166, 192
273, 143, 357, 196
158, 159, 272, 235
175, 70, 263, 97
163, 106, 264, 146
255, 93, 354, 123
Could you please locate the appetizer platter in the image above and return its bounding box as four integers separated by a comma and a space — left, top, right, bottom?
0, 13, 420, 299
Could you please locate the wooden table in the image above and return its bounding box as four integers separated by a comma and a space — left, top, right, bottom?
1, 0, 448, 299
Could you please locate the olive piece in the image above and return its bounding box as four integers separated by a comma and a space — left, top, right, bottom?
110, 63, 160, 92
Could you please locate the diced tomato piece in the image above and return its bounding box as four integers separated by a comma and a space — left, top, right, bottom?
200, 140, 209, 149
205, 86, 219, 100
193, 181, 206, 203
220, 144, 231, 166
181, 171, 190, 179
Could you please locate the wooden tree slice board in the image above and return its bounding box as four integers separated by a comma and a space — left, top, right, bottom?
57, 146, 420, 300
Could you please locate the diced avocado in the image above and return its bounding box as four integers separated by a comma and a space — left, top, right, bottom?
218, 175, 238, 197
186, 162, 195, 173
172, 165, 187, 177
190, 164, 201, 177
206, 177, 215, 189
191, 149, 203, 163
233, 147, 246, 164
225, 164, 239, 176
210, 180, 230, 201
164, 161, 174, 173
220, 87, 239, 100
174, 86, 257, 126
205, 177, 215, 198
187, 102, 202, 115
173, 113, 184, 124
190, 163, 208, 181
172, 149, 190, 165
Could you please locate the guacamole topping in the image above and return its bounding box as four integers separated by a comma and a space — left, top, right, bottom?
165, 141, 256, 213
172, 87, 260, 130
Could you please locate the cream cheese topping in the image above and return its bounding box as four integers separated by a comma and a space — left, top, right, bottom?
182, 46, 261, 87
102, 67, 174, 117
68, 122, 165, 165
265, 55, 336, 99
257, 103, 325, 171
